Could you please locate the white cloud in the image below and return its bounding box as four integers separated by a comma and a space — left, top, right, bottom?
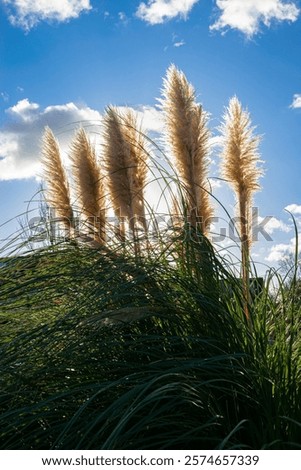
258, 215, 291, 235
118, 11, 129, 25
173, 40, 185, 47
116, 105, 164, 134
3, 0, 91, 30
0, 100, 162, 181
0, 99, 102, 181
290, 94, 301, 108
9, 98, 40, 122
266, 238, 299, 262
136, 0, 199, 25
211, 0, 299, 37
208, 178, 222, 189
135, 106, 164, 133
285, 203, 301, 215
1, 92, 9, 102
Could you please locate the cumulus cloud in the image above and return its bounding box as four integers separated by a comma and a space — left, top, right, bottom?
290, 94, 301, 108
211, 0, 299, 37
258, 215, 291, 235
0, 99, 102, 180
0, 99, 163, 181
265, 238, 300, 262
100, 105, 163, 136
136, 0, 199, 25
126, 105, 164, 134
285, 203, 301, 215
3, 0, 91, 30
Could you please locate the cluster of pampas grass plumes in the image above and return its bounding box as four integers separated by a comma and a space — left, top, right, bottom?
41, 69, 263, 313
70, 128, 106, 246
160, 64, 213, 235
220, 96, 262, 321
103, 106, 149, 243
42, 127, 74, 236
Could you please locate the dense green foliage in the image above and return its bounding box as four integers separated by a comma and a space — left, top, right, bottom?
0, 226, 300, 450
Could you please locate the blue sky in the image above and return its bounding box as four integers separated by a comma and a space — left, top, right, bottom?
0, 0, 301, 271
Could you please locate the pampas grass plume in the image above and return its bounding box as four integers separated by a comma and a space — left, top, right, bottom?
103, 106, 148, 239
220, 96, 263, 322
161, 64, 213, 234
220, 96, 262, 250
70, 128, 106, 245
42, 127, 73, 233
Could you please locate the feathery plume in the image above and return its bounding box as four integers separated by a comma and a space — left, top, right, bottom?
221, 96, 262, 248
41, 127, 73, 235
161, 64, 213, 234
70, 128, 106, 245
220, 96, 262, 322
103, 107, 148, 241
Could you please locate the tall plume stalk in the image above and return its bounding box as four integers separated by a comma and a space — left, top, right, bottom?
42, 127, 74, 237
70, 128, 106, 245
220, 96, 262, 322
103, 107, 148, 248
161, 64, 213, 235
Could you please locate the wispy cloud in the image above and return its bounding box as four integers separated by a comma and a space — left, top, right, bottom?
290, 94, 301, 109
211, 0, 299, 37
3, 0, 92, 30
173, 40, 185, 47
0, 99, 162, 181
136, 0, 199, 25
1, 92, 9, 102
118, 11, 129, 25
208, 178, 222, 189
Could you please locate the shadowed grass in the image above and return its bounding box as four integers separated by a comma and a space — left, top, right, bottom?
0, 223, 300, 449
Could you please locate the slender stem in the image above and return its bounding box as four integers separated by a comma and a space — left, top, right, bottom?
239, 193, 251, 323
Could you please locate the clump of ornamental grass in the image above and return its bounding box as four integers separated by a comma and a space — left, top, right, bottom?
220, 97, 263, 322
41, 127, 74, 237
103, 107, 149, 252
0, 234, 300, 450
70, 128, 106, 246
160, 65, 213, 235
